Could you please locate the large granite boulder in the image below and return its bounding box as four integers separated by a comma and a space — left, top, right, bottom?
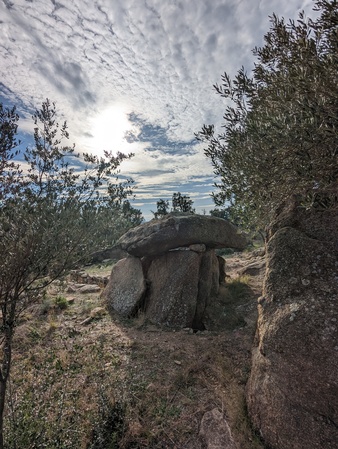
145, 250, 201, 327
116, 214, 247, 257
192, 250, 220, 329
246, 201, 338, 449
102, 256, 146, 317
102, 248, 226, 329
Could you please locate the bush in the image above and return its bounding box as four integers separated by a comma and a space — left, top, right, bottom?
54, 295, 68, 310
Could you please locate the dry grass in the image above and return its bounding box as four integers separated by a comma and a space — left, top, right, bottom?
7, 289, 132, 448
81, 261, 116, 277
4, 254, 265, 449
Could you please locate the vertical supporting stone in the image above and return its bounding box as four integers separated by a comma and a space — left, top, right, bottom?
102, 256, 146, 317
145, 250, 200, 327
193, 250, 220, 329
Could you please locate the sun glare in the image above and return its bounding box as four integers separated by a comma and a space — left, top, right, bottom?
89, 105, 134, 156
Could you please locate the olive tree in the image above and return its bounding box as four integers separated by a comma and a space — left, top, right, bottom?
152, 193, 195, 218
172, 192, 195, 214
153, 199, 170, 219
0, 99, 139, 448
198, 0, 337, 230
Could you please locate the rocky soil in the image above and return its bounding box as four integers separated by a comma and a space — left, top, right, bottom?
8, 249, 266, 449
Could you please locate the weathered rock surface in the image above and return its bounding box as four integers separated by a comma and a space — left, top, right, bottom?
237, 258, 265, 276
117, 214, 247, 257
217, 256, 226, 284
90, 307, 107, 319
189, 243, 207, 253
78, 284, 101, 294
247, 203, 338, 449
268, 193, 338, 244
103, 248, 226, 329
192, 250, 220, 329
103, 214, 249, 329
199, 408, 237, 449
90, 246, 129, 263
145, 250, 200, 327
102, 256, 146, 317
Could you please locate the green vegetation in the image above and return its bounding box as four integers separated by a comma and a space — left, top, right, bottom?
205, 275, 253, 331
53, 295, 68, 311
2, 252, 262, 448
226, 276, 252, 301
2, 2, 335, 447
198, 0, 337, 230
0, 99, 142, 448
4, 312, 126, 449
152, 192, 195, 219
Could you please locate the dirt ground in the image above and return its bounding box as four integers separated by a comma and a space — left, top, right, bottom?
9, 250, 266, 449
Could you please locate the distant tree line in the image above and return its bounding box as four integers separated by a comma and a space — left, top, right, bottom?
152, 192, 195, 219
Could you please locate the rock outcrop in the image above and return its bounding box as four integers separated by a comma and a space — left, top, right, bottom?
102, 214, 247, 329
246, 199, 338, 449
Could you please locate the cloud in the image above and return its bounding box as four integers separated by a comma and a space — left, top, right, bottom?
0, 0, 318, 219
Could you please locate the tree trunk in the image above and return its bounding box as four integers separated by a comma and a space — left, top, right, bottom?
0, 379, 6, 449
0, 314, 14, 449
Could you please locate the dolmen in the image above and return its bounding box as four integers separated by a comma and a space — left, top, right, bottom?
102, 213, 247, 329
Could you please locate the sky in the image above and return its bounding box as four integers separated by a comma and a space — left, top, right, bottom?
0, 0, 316, 220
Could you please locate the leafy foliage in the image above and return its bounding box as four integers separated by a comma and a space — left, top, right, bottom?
209, 207, 231, 220
0, 104, 21, 202
198, 0, 338, 229
153, 192, 195, 219
172, 192, 195, 214
0, 98, 141, 448
153, 199, 170, 219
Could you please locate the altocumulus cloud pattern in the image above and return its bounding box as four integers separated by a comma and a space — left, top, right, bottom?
0, 0, 316, 218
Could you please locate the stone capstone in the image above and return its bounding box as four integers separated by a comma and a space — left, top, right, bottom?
90, 246, 129, 263
116, 214, 247, 257
246, 201, 338, 449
